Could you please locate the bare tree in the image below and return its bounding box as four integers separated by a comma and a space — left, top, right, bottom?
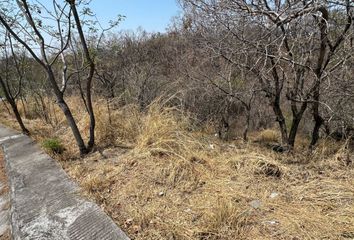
0, 33, 29, 134
181, 0, 353, 148
0, 0, 96, 154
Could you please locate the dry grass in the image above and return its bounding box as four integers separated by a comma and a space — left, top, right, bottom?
254, 129, 280, 143
0, 97, 353, 239
0, 147, 9, 196
0, 148, 11, 240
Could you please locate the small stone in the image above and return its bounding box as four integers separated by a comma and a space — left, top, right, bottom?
264, 220, 279, 225
125, 218, 133, 226
158, 191, 165, 197
132, 225, 141, 233
209, 144, 215, 150
250, 199, 262, 209
270, 192, 279, 199
184, 208, 192, 213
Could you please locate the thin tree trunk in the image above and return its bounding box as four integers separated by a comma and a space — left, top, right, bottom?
243, 107, 251, 141
47, 68, 88, 155
56, 97, 88, 154
288, 115, 302, 147
310, 7, 328, 148
310, 87, 323, 147
69, 0, 96, 151
10, 100, 29, 135
288, 102, 307, 147
0, 76, 29, 134
272, 101, 289, 145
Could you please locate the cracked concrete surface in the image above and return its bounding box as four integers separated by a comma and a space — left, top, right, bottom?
0, 125, 130, 240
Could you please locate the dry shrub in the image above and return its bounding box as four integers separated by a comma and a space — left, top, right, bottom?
94, 101, 141, 146
254, 129, 279, 143
313, 138, 343, 157
89, 98, 199, 160
134, 101, 197, 158
197, 199, 254, 239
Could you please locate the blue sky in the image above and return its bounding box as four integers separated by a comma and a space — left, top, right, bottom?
89, 0, 181, 32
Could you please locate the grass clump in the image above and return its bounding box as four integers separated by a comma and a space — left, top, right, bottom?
134, 101, 195, 158
42, 138, 65, 154
254, 129, 279, 143
93, 98, 200, 159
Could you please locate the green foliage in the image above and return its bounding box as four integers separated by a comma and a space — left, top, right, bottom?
42, 138, 65, 154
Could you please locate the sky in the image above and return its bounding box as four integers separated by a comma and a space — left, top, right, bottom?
89, 0, 181, 33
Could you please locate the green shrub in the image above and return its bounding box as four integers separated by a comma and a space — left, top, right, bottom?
42, 138, 65, 154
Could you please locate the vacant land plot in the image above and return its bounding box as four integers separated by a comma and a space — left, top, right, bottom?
1, 101, 353, 240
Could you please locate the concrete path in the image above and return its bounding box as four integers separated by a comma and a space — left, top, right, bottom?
0, 125, 130, 240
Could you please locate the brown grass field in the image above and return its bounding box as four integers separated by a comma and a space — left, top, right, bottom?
0, 97, 353, 239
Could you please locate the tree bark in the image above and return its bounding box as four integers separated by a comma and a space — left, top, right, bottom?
69, 0, 96, 151
310, 87, 324, 147
272, 102, 289, 145
56, 97, 88, 154
288, 114, 302, 147
288, 101, 307, 147
309, 6, 329, 148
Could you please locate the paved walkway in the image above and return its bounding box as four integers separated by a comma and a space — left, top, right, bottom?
0, 125, 130, 240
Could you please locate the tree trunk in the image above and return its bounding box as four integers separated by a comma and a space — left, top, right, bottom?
69, 1, 96, 151
288, 114, 302, 147
272, 101, 289, 145
56, 97, 88, 155
310, 114, 324, 148
309, 7, 328, 148
9, 100, 29, 135
310, 87, 323, 148
0, 76, 29, 135
243, 107, 251, 141
288, 102, 307, 147
46, 68, 88, 155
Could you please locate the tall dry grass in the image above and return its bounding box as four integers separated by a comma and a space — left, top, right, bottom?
0, 96, 353, 240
